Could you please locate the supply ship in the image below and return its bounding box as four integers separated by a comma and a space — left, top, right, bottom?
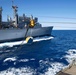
0, 5, 53, 43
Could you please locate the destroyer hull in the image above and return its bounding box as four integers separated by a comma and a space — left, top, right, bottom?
0, 26, 53, 43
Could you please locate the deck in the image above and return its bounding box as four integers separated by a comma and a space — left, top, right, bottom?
57, 59, 76, 75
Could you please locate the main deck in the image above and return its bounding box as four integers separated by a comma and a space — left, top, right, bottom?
57, 59, 76, 75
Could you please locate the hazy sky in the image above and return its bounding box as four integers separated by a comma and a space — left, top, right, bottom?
0, 0, 76, 30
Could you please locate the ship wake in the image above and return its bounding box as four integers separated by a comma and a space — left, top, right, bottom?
0, 36, 54, 48
0, 49, 76, 75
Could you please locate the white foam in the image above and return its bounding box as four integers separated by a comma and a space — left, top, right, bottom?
39, 59, 65, 75
19, 59, 29, 62
1, 49, 76, 75
30, 58, 35, 61
19, 58, 35, 62
1, 48, 76, 75
39, 49, 76, 75
3, 57, 17, 62
44, 62, 64, 75
33, 36, 54, 42
0, 67, 36, 75
64, 49, 76, 63
0, 36, 54, 48
0, 41, 27, 48
2, 59, 64, 75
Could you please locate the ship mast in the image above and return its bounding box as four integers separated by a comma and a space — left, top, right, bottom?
12, 0, 18, 27
0, 7, 2, 28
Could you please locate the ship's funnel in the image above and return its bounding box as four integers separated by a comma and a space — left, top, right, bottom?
0, 7, 2, 28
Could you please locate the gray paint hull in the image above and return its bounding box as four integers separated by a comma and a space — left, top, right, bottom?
0, 26, 53, 42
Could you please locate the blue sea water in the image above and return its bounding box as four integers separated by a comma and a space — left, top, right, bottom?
0, 30, 76, 75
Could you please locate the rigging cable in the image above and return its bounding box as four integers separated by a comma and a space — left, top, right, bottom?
37, 16, 76, 20
14, 25, 30, 51
39, 22, 76, 25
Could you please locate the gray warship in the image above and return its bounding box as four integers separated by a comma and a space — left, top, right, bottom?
0, 5, 53, 43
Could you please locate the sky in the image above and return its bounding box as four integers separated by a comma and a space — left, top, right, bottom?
0, 0, 76, 30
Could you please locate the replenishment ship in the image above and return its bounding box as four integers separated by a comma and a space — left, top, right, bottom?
0, 4, 53, 43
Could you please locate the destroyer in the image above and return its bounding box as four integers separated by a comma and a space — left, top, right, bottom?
0, 5, 53, 43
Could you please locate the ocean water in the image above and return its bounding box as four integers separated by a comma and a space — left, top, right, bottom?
0, 30, 76, 75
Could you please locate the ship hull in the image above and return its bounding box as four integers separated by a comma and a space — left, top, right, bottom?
0, 26, 53, 43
